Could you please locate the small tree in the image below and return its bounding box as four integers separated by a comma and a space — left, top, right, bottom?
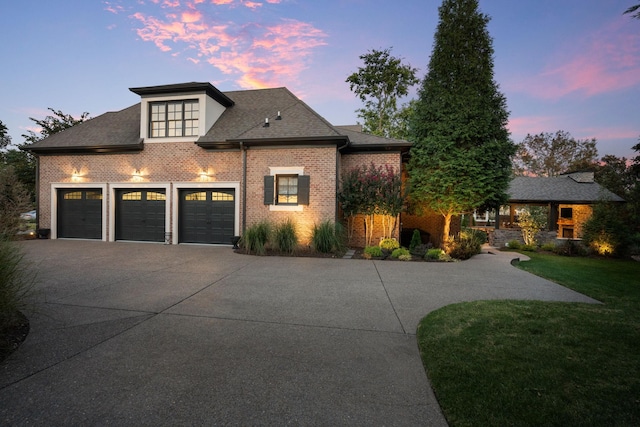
516, 206, 547, 246
337, 163, 403, 246
346, 48, 419, 138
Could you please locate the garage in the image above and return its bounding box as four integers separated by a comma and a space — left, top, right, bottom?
57, 189, 103, 239
115, 189, 166, 242
179, 189, 235, 244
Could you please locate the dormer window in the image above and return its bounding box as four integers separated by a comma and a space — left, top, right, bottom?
149, 100, 199, 138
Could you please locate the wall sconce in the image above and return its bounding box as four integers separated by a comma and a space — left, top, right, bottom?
199, 168, 214, 181
132, 169, 143, 182
71, 169, 82, 182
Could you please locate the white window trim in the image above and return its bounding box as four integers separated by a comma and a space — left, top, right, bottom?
268, 166, 304, 212
50, 183, 108, 241
109, 183, 171, 243
172, 182, 240, 245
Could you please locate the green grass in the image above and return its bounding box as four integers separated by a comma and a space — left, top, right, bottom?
417, 253, 640, 426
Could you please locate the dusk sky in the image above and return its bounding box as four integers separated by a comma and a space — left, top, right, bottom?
1, 0, 638, 159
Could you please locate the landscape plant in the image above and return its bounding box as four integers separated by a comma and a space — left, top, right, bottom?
379, 238, 400, 251
311, 220, 344, 254
582, 202, 631, 257
363, 245, 383, 259
409, 229, 422, 252
337, 163, 402, 246
241, 221, 272, 255
272, 218, 298, 255
0, 238, 36, 359
390, 247, 410, 259
408, 0, 515, 247
517, 206, 547, 246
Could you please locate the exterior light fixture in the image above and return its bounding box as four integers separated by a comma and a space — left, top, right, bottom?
71, 169, 82, 182
132, 169, 143, 182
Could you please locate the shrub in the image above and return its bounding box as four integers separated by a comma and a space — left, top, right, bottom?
379, 238, 400, 251
410, 243, 432, 257
273, 218, 298, 255
242, 221, 272, 255
0, 167, 31, 240
540, 242, 556, 252
464, 228, 488, 246
447, 230, 483, 260
582, 202, 632, 257
363, 245, 383, 259
312, 220, 344, 254
553, 240, 587, 257
426, 248, 444, 260
409, 229, 422, 251
0, 238, 36, 357
506, 240, 521, 250
390, 247, 410, 259
398, 253, 412, 261
520, 244, 538, 252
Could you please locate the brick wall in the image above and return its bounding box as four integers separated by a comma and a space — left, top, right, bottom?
38, 142, 243, 237
245, 146, 337, 244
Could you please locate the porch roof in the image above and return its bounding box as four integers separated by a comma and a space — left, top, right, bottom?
508, 174, 625, 204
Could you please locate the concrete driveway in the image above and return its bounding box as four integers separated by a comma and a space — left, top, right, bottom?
1, 240, 597, 426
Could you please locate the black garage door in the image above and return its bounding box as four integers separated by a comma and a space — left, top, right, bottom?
57, 189, 103, 239
179, 189, 235, 244
116, 189, 166, 242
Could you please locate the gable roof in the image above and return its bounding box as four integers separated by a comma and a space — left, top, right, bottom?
26, 83, 411, 154
508, 174, 625, 204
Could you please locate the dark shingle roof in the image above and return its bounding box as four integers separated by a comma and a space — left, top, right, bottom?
26, 83, 411, 153
508, 174, 625, 204
27, 104, 143, 154
335, 126, 412, 153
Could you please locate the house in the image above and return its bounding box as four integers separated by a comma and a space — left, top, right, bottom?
27, 82, 421, 247
489, 172, 625, 246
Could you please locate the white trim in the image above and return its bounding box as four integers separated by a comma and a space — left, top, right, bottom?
268, 166, 305, 212
50, 183, 108, 241
109, 183, 171, 243
172, 182, 240, 245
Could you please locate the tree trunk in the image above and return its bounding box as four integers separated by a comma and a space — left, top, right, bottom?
441, 213, 452, 248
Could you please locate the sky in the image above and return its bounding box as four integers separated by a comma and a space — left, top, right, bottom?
1, 0, 638, 159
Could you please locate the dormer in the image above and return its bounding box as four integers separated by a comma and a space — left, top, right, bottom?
129, 82, 234, 143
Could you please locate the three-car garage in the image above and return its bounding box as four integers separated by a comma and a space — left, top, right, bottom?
53, 184, 238, 244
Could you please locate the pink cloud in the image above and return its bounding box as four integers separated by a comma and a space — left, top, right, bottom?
128, 2, 327, 89
243, 1, 263, 9
514, 18, 640, 100
507, 116, 558, 139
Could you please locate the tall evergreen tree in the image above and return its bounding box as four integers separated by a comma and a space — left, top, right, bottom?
408, 0, 515, 246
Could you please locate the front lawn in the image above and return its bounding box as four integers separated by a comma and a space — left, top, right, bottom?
417, 253, 640, 426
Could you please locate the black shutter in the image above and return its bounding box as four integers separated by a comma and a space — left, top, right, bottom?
264, 175, 274, 205
298, 175, 310, 205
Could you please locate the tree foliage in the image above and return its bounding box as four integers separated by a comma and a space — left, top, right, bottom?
346, 48, 419, 138
624, 4, 640, 19
338, 163, 403, 246
513, 130, 598, 177
516, 206, 548, 246
407, 0, 515, 246
0, 120, 10, 151
22, 108, 90, 144
0, 167, 31, 239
